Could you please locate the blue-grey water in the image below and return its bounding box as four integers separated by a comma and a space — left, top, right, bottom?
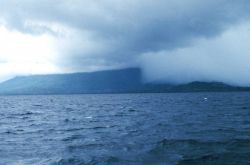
0, 93, 250, 165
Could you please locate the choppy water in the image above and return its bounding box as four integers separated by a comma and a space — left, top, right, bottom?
0, 93, 250, 165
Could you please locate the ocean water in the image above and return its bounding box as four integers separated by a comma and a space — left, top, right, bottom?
0, 93, 250, 165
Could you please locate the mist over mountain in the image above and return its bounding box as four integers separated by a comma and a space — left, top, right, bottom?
0, 68, 249, 95
0, 1, 250, 85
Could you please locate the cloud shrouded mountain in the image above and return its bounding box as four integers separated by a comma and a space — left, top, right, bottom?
0, 68, 250, 94
0, 0, 250, 85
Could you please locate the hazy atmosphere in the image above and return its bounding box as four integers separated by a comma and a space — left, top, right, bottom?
0, 0, 250, 85
2, 2, 250, 165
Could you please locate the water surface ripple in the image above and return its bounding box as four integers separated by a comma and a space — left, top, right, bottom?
0, 93, 250, 165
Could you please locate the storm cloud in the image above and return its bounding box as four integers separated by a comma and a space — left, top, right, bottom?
0, 0, 250, 85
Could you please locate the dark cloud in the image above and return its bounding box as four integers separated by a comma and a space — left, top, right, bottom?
0, 0, 250, 84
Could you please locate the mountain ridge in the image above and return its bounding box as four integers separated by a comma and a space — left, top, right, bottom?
0, 68, 249, 95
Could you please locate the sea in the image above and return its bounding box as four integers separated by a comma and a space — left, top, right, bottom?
0, 92, 250, 165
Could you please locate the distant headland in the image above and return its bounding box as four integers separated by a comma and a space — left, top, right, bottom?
0, 68, 249, 95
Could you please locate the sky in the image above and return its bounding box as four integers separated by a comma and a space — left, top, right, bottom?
0, 0, 250, 86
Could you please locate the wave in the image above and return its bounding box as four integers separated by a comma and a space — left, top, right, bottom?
143, 138, 250, 165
